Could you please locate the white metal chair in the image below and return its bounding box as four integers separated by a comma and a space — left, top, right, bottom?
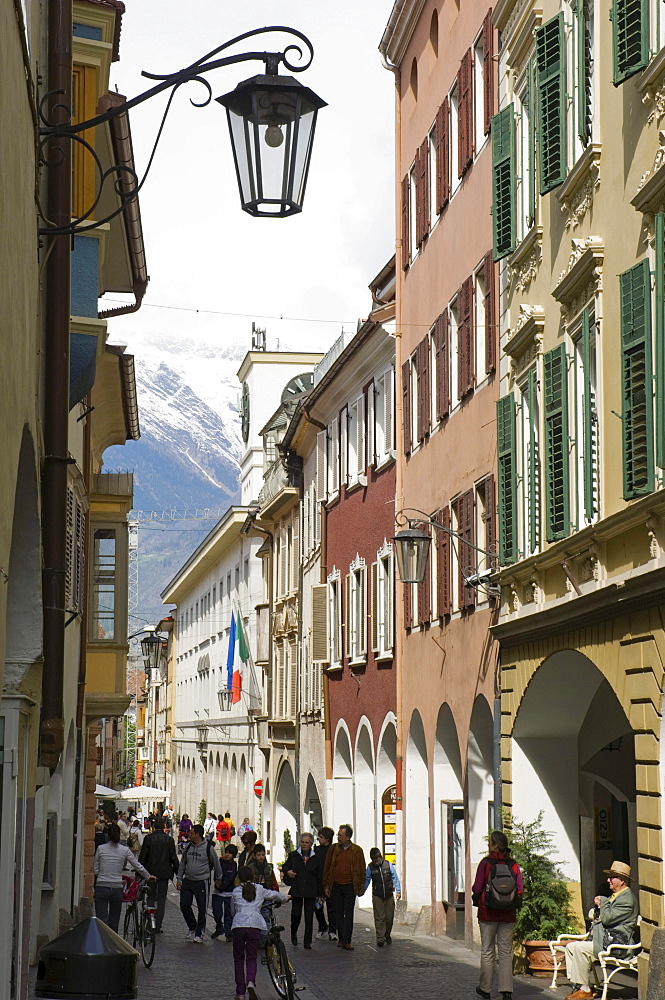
597, 916, 641, 1000
548, 932, 591, 990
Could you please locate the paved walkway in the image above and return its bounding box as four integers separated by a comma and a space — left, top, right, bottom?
134, 888, 577, 1000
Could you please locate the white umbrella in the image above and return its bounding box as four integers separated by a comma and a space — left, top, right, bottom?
95, 783, 118, 798
113, 785, 168, 800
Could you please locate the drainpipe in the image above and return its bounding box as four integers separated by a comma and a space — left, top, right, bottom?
40, 0, 72, 772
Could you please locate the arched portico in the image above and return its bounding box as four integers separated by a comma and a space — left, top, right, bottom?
432, 703, 464, 933
405, 710, 429, 910
332, 724, 353, 830
354, 722, 375, 855
511, 649, 635, 912
275, 760, 297, 851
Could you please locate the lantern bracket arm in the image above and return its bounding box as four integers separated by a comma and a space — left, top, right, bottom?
37, 25, 315, 237
395, 507, 497, 562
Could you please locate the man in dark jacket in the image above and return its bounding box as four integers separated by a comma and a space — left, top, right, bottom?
322, 824, 366, 950
138, 817, 179, 932
284, 833, 320, 949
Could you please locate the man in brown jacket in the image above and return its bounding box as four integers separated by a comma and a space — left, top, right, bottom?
322, 824, 366, 950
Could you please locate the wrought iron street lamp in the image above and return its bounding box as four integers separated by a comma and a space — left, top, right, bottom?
393, 508, 500, 597
37, 26, 326, 236
140, 632, 163, 671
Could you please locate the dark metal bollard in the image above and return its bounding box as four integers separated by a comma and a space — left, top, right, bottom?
36, 917, 138, 1000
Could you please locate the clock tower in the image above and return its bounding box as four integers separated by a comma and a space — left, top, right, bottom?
237, 349, 324, 505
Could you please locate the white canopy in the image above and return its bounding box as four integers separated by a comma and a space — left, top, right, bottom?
113, 785, 168, 801
95, 784, 118, 798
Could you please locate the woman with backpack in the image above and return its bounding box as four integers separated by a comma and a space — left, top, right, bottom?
471, 830, 523, 1000
231, 866, 288, 1000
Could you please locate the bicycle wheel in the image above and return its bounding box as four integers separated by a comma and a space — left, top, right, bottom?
123, 905, 136, 947
276, 939, 295, 1000
140, 911, 156, 968
266, 939, 287, 999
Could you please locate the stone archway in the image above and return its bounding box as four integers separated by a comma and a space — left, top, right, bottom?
376, 718, 397, 856
511, 649, 635, 912
275, 760, 297, 855
332, 725, 353, 830
354, 722, 375, 855
432, 703, 464, 924
303, 773, 323, 835
468, 696, 494, 875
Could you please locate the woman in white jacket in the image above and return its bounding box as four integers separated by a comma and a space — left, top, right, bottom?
231, 866, 287, 1000
93, 823, 153, 932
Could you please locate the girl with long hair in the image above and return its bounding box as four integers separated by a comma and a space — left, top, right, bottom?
231, 865, 287, 1000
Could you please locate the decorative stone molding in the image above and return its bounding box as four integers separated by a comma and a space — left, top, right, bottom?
632, 131, 665, 214
639, 47, 665, 123
646, 513, 662, 559
508, 225, 543, 292
555, 143, 601, 230
494, 1, 543, 72
505, 304, 544, 378
553, 236, 604, 305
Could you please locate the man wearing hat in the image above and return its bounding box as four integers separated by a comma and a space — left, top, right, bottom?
564, 861, 639, 1000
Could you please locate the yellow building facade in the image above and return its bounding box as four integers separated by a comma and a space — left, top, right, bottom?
492, 0, 665, 987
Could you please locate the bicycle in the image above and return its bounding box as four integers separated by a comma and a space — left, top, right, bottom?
122, 874, 157, 968
262, 901, 299, 1000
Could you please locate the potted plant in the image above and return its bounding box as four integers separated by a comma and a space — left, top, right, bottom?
507, 812, 579, 976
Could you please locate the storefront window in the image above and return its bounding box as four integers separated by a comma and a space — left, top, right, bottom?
92, 528, 116, 639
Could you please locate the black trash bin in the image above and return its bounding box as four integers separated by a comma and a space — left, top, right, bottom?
36, 917, 138, 1000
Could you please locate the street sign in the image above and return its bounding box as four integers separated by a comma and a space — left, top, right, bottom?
253, 779, 263, 798
382, 784, 397, 863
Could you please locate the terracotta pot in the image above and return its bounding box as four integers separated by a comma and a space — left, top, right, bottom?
524, 940, 558, 978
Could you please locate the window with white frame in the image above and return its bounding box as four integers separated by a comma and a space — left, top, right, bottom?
515, 60, 536, 243
572, 305, 599, 528
327, 417, 340, 500
371, 542, 394, 658
474, 267, 486, 384
327, 568, 342, 669
429, 125, 438, 230
373, 368, 395, 465
450, 84, 460, 197
347, 393, 366, 485
346, 555, 367, 664
409, 164, 418, 261
474, 29, 485, 155
449, 502, 460, 611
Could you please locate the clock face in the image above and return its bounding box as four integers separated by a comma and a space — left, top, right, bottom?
241, 382, 250, 443
281, 371, 314, 404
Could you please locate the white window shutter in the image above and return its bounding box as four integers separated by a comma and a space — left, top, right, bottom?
330, 418, 339, 494
386, 554, 394, 651
65, 487, 74, 608
311, 584, 329, 662
276, 642, 285, 718
75, 500, 85, 611
358, 566, 367, 657
316, 430, 327, 502
340, 407, 349, 485
367, 384, 375, 467
357, 394, 366, 477
345, 573, 352, 659
289, 641, 298, 717
371, 561, 379, 652
292, 511, 300, 587
385, 370, 394, 455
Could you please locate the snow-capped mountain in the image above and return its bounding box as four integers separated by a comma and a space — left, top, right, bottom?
103, 332, 246, 623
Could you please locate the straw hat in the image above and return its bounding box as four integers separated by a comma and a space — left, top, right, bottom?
603, 861, 631, 881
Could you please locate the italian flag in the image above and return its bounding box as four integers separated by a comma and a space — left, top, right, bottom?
232, 614, 250, 704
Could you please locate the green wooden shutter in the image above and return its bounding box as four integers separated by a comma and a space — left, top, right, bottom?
536, 13, 567, 195
612, 0, 649, 85
581, 309, 595, 520
492, 105, 516, 260
656, 212, 665, 469
527, 57, 537, 226
497, 395, 517, 564
544, 343, 570, 541
620, 259, 654, 497
576, 0, 592, 145
527, 368, 539, 553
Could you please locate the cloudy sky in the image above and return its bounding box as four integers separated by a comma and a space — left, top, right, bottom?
106, 0, 396, 358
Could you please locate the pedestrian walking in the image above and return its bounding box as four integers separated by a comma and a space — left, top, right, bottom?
247, 843, 278, 889
93, 823, 154, 933
363, 848, 401, 946
128, 820, 143, 855
322, 824, 366, 951
216, 813, 232, 848
204, 812, 217, 842
176, 823, 223, 943
211, 843, 238, 941
284, 833, 320, 949
237, 830, 258, 869
177, 813, 192, 852
472, 830, 523, 1000
138, 817, 179, 933
116, 811, 130, 846
238, 817, 253, 837
314, 827, 336, 939
231, 866, 287, 1000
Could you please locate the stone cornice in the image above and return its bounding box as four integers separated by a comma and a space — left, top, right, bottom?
632, 130, 665, 214
555, 143, 602, 230
553, 237, 604, 304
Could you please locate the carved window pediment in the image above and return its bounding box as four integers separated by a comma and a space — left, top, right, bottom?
632, 130, 665, 214
555, 143, 601, 230
553, 237, 604, 306
505, 305, 544, 378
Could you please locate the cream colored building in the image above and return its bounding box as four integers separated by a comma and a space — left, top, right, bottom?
492, 0, 665, 987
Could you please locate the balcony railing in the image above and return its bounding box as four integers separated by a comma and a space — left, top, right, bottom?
93, 472, 134, 496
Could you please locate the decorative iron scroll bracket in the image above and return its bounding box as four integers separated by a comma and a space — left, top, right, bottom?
37, 26, 315, 237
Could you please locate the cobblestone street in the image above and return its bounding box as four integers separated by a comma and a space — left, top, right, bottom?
133, 889, 571, 1000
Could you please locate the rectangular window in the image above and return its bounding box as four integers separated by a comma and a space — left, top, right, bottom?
429, 127, 438, 228
327, 574, 342, 668
454, 490, 476, 610
620, 258, 654, 497
374, 369, 394, 465
401, 174, 411, 269
416, 335, 431, 442
416, 136, 430, 247
347, 394, 366, 484
573, 308, 600, 525
474, 31, 485, 154
348, 563, 367, 663
449, 298, 460, 405
436, 97, 450, 212
458, 47, 474, 177
91, 528, 116, 640
544, 343, 570, 541
327, 417, 340, 497
458, 276, 475, 398
536, 12, 567, 194
492, 105, 516, 259
409, 164, 418, 261
612, 0, 649, 84
402, 359, 412, 455
435, 309, 450, 420
516, 62, 536, 240
483, 9, 495, 135
450, 85, 460, 196
475, 266, 486, 384
575, 0, 594, 149
371, 550, 394, 657
435, 506, 451, 616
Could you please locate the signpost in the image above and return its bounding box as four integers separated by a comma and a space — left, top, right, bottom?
382, 784, 397, 863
